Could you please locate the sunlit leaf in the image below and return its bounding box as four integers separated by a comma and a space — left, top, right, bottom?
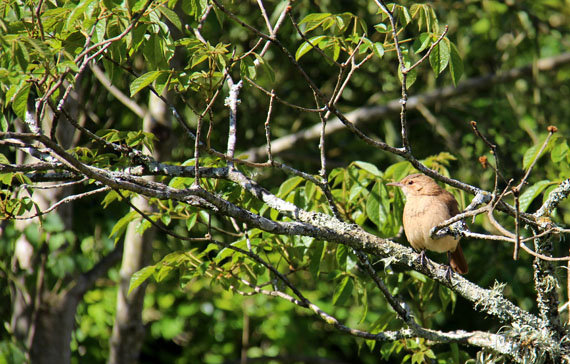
449, 41, 463, 85
128, 265, 157, 294
519, 180, 551, 213
332, 275, 353, 305
429, 38, 449, 75
130, 70, 161, 96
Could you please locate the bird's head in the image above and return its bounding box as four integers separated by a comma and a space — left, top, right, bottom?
386, 173, 443, 197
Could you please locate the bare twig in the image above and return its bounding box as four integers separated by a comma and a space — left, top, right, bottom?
244, 76, 325, 112
225, 78, 243, 169
192, 4, 213, 44
513, 188, 521, 260
264, 91, 276, 163
11, 186, 110, 220
470, 121, 504, 191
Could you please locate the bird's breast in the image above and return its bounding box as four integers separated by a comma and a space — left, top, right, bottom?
402, 195, 459, 253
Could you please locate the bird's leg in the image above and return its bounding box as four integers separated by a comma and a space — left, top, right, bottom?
417, 249, 430, 268
445, 252, 455, 281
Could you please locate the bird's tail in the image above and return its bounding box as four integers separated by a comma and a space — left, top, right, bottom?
449, 244, 468, 274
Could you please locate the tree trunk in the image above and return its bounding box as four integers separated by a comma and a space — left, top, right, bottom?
108, 92, 171, 364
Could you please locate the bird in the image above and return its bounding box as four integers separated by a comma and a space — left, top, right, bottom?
387, 173, 468, 275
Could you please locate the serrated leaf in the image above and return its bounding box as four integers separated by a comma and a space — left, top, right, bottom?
109, 210, 139, 242
240, 55, 256, 79
551, 140, 569, 163
374, 22, 390, 33
130, 70, 161, 96
277, 176, 304, 198
186, 213, 198, 231
12, 83, 30, 121
158, 4, 182, 31
299, 13, 331, 32
429, 39, 449, 75
128, 265, 156, 294
449, 42, 463, 85
542, 184, 558, 205
359, 286, 368, 324
522, 143, 543, 170
354, 161, 383, 177
366, 184, 380, 227
66, 0, 94, 30
414, 32, 432, 53
384, 161, 412, 181
519, 180, 551, 213
332, 275, 353, 305
336, 244, 348, 270
295, 35, 327, 60
372, 42, 384, 58
154, 70, 171, 95
309, 241, 326, 279
366, 182, 388, 230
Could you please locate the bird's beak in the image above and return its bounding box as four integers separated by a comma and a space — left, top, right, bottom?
386, 181, 402, 187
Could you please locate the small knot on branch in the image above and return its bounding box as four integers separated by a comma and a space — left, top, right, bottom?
478, 156, 488, 169
547, 125, 558, 133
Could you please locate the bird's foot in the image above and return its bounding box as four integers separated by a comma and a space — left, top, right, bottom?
445, 251, 455, 282
417, 250, 431, 269
445, 265, 454, 282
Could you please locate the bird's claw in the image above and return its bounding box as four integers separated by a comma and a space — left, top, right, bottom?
417, 250, 431, 269
445, 265, 454, 282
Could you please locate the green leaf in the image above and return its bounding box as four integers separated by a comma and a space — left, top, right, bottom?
353, 161, 383, 178
240, 55, 256, 79
66, 0, 95, 30
398, 65, 417, 89
449, 41, 463, 85
542, 184, 558, 205
372, 42, 384, 58
158, 4, 182, 31
332, 275, 353, 305
277, 176, 304, 198
374, 22, 390, 33
519, 180, 551, 213
384, 161, 412, 181
130, 70, 161, 96
295, 35, 327, 60
109, 210, 139, 243
523, 143, 544, 170
439, 284, 454, 312
413, 32, 432, 53
128, 265, 157, 294
309, 241, 326, 279
154, 71, 171, 96
366, 182, 388, 230
305, 180, 316, 204
299, 13, 332, 32
336, 244, 348, 270
412, 351, 424, 364
0, 173, 13, 186
12, 83, 30, 121
186, 213, 198, 231
551, 140, 569, 163
429, 38, 449, 75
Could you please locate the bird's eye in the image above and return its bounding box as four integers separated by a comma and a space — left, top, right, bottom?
408, 180, 414, 185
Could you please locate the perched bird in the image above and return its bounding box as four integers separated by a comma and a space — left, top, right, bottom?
387, 174, 468, 275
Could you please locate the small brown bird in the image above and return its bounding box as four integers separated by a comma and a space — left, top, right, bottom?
387, 174, 468, 275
